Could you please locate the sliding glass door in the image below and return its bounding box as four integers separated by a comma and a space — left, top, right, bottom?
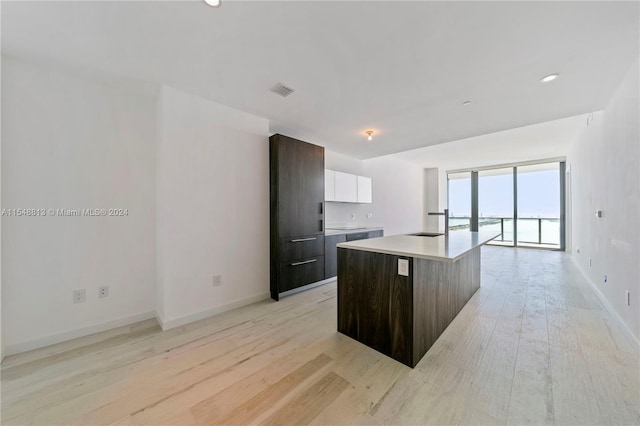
447, 161, 564, 250
516, 163, 561, 248
448, 172, 472, 231
478, 168, 514, 246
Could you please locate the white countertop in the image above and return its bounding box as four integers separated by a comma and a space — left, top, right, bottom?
336, 230, 500, 262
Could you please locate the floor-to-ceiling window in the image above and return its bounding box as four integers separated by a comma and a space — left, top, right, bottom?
516, 163, 561, 248
478, 167, 514, 246
447, 160, 564, 250
447, 172, 472, 231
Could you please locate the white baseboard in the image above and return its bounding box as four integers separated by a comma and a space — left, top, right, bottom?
155, 311, 166, 330
159, 292, 271, 331
571, 255, 640, 350
4, 311, 157, 356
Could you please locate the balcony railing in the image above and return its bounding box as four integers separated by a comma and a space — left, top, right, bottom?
448, 216, 560, 247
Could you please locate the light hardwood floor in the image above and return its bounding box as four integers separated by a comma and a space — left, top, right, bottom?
1, 247, 638, 425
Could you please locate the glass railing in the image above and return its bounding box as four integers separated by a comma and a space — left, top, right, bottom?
448, 216, 560, 248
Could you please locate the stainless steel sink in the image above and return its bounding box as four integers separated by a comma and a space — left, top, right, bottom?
409, 232, 444, 237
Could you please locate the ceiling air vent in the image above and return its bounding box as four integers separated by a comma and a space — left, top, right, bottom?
270, 83, 295, 97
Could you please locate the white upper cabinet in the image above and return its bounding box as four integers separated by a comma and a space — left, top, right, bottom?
334, 171, 358, 202
357, 176, 372, 203
325, 169, 335, 201
326, 169, 373, 203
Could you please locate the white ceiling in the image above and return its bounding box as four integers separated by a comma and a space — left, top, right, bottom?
391, 113, 586, 170
2, 1, 638, 159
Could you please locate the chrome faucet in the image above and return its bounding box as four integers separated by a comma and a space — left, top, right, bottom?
427, 208, 449, 236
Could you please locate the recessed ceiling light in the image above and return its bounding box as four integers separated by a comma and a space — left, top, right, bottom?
204, 0, 222, 7
540, 73, 559, 83
462, 101, 471, 106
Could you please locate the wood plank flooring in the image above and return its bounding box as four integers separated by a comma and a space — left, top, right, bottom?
1, 246, 638, 425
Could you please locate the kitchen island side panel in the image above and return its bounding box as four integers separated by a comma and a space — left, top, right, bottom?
412, 246, 481, 365
337, 248, 414, 367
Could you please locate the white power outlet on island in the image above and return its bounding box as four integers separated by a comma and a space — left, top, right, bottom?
213, 275, 222, 286
398, 259, 409, 276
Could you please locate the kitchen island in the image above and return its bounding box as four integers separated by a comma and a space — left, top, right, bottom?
336, 230, 499, 367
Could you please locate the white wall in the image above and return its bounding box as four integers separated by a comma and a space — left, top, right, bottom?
1, 56, 157, 353
325, 150, 425, 236
156, 86, 270, 328
423, 168, 440, 231
0, 53, 3, 363
361, 156, 425, 235
567, 58, 639, 341
2, 59, 272, 349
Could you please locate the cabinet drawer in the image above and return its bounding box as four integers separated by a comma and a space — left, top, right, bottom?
279, 235, 324, 262
368, 230, 384, 238
346, 232, 369, 242
279, 256, 325, 292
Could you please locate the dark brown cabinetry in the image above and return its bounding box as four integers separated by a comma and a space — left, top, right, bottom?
337, 246, 481, 367
324, 234, 346, 278
278, 255, 325, 293
324, 230, 383, 279
270, 134, 325, 301
346, 232, 369, 241
368, 230, 384, 238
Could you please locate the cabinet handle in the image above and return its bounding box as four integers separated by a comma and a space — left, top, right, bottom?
290, 259, 317, 266
290, 237, 317, 243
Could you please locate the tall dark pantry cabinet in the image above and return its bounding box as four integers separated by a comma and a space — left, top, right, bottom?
269, 134, 325, 301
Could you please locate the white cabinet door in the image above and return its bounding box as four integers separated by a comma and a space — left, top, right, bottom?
357, 176, 372, 203
334, 171, 358, 202
325, 169, 335, 201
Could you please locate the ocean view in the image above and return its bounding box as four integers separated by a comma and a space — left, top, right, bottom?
450, 217, 560, 246
447, 164, 562, 248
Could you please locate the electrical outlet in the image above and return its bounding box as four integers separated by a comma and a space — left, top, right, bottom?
212, 275, 222, 286
73, 289, 86, 304
398, 259, 409, 276
367, 213, 373, 219
98, 286, 109, 298
350, 213, 356, 220
576, 247, 580, 254
626, 291, 631, 306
